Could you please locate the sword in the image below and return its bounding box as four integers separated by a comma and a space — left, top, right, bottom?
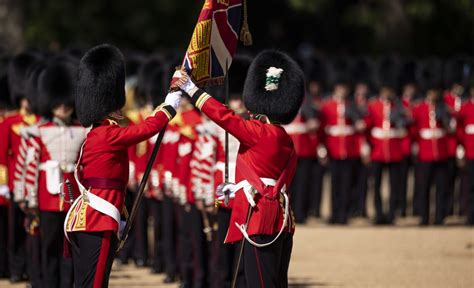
117, 124, 168, 253
224, 60, 231, 207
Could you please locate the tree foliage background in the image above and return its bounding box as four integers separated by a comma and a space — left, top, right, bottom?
1, 0, 473, 56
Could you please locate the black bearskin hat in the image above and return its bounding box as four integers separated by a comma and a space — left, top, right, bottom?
352, 57, 375, 89
0, 74, 11, 110
8, 52, 41, 107
229, 54, 252, 99
398, 59, 418, 88
377, 56, 400, 91
137, 56, 165, 107
308, 56, 328, 88
243, 50, 304, 125
25, 62, 48, 115
417, 58, 443, 95
328, 57, 352, 88
75, 44, 126, 127
443, 57, 470, 88
37, 56, 78, 117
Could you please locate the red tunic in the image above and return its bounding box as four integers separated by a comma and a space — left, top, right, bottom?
152, 123, 180, 197
444, 92, 462, 158
0, 112, 38, 206
411, 101, 449, 162
192, 92, 296, 243
16, 120, 87, 212
65, 107, 174, 233
175, 108, 201, 205
283, 114, 319, 158
320, 98, 359, 159
458, 100, 474, 160
366, 99, 407, 162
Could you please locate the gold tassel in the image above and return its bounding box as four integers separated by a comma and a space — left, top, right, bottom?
240, 0, 253, 46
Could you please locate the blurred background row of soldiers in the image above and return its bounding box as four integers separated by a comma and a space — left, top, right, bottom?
0, 47, 473, 288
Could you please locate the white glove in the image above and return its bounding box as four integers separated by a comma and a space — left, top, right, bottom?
164, 91, 182, 110
172, 70, 198, 96
0, 185, 10, 200
216, 183, 237, 201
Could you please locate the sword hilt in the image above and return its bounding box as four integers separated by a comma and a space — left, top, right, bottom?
65, 179, 75, 204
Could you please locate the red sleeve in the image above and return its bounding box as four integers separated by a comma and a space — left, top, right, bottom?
192, 91, 260, 147
106, 107, 175, 149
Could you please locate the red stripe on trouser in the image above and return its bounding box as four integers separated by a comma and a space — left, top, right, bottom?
93, 231, 111, 288
254, 246, 265, 288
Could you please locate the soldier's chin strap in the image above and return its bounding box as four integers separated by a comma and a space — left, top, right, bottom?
234, 186, 289, 248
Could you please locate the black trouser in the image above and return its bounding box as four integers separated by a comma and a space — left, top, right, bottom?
70, 231, 117, 288
27, 233, 42, 287
417, 161, 448, 224
290, 158, 313, 223
0, 205, 8, 277
149, 198, 164, 271
399, 156, 411, 216
446, 157, 458, 215
371, 161, 402, 223
243, 233, 293, 288
329, 159, 356, 224
308, 160, 325, 218
351, 160, 369, 218
413, 160, 422, 216
118, 188, 135, 264
134, 197, 150, 264
40, 211, 73, 288
8, 201, 26, 278
213, 208, 245, 288
161, 194, 177, 278
179, 205, 206, 288
466, 160, 474, 225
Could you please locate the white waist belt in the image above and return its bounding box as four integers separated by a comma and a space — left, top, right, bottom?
465, 124, 474, 135
325, 125, 355, 137
420, 128, 445, 140
232, 177, 289, 248
371, 127, 407, 139
39, 162, 76, 173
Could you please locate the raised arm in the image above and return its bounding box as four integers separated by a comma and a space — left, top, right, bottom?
171, 70, 260, 147
107, 92, 181, 148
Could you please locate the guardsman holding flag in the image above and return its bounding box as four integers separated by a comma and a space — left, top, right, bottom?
173, 49, 304, 287
64, 44, 181, 288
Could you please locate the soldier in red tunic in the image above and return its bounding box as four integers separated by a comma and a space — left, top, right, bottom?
15, 56, 87, 288
0, 51, 40, 283
411, 73, 451, 225
458, 83, 474, 225
174, 50, 304, 287
365, 63, 411, 225
64, 44, 181, 288
320, 61, 361, 225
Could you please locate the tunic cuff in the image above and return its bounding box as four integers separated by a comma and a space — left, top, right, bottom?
191, 89, 212, 110
153, 104, 177, 120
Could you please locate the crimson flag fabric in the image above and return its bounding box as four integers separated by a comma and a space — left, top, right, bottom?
177, 0, 242, 87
